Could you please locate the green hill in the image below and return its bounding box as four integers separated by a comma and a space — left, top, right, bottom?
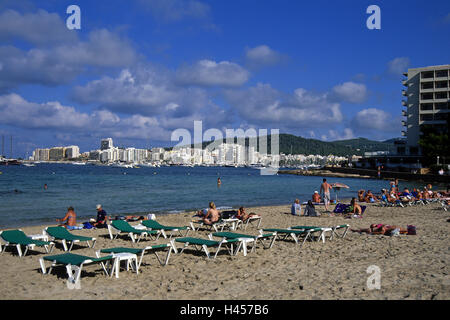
172, 134, 396, 156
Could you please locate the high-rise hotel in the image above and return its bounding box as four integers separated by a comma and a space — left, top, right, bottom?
401, 64, 450, 155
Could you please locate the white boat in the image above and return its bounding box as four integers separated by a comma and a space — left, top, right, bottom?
72, 162, 86, 165
22, 163, 35, 167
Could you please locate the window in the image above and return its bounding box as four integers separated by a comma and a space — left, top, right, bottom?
420, 114, 433, 121
421, 71, 434, 79
421, 82, 434, 90
420, 103, 433, 111
435, 70, 448, 78
435, 92, 448, 100
421, 93, 433, 100
435, 102, 447, 110
434, 113, 448, 121
435, 81, 448, 89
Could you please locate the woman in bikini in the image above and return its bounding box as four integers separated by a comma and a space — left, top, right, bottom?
236, 207, 260, 222
351, 224, 408, 235
57, 206, 77, 230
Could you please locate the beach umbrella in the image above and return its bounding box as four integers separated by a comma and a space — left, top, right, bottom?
331, 182, 350, 202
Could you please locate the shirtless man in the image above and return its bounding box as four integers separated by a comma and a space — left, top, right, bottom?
57, 206, 77, 230
320, 178, 333, 212
203, 202, 220, 225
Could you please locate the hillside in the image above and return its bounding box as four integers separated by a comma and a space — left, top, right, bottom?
172, 134, 396, 156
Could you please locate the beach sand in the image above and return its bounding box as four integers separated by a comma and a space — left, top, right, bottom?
0, 201, 449, 300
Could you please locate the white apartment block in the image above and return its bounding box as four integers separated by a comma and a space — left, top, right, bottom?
401, 64, 450, 155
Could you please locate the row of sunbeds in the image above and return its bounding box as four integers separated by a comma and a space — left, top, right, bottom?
0, 219, 350, 285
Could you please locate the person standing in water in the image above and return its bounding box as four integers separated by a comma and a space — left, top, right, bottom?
217, 177, 221, 187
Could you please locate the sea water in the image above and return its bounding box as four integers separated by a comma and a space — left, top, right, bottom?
0, 163, 433, 228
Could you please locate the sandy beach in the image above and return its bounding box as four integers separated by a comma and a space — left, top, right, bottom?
0, 200, 449, 300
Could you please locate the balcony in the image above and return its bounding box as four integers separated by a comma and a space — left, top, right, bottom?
402, 90, 407, 96
401, 131, 406, 136
402, 80, 408, 87
402, 110, 407, 116
401, 100, 407, 106
401, 120, 407, 126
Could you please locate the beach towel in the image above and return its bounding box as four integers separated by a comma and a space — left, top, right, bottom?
333, 203, 348, 214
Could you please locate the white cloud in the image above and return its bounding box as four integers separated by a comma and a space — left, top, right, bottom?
0, 93, 173, 141
324, 128, 355, 141
244, 45, 285, 68
387, 57, 410, 76
224, 83, 343, 130
331, 82, 367, 104
0, 10, 137, 91
176, 60, 249, 87
351, 108, 401, 136
0, 9, 77, 45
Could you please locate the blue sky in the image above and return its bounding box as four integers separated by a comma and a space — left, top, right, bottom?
0, 0, 449, 157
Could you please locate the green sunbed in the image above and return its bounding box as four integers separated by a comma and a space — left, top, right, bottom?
262, 228, 311, 246
39, 252, 114, 284
141, 220, 191, 238
97, 243, 175, 268
45, 226, 96, 251
291, 226, 333, 243
108, 220, 160, 243
172, 236, 239, 259
0, 229, 55, 257
211, 231, 277, 255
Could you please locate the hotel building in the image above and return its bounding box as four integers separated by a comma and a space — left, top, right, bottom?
401, 64, 450, 155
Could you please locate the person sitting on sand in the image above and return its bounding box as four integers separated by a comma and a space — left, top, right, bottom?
291, 199, 301, 216
202, 202, 220, 225
236, 206, 260, 221
93, 204, 108, 228
57, 206, 77, 230
364, 190, 379, 203
304, 200, 319, 217
344, 198, 362, 218
351, 224, 408, 236
312, 191, 321, 203
358, 190, 365, 202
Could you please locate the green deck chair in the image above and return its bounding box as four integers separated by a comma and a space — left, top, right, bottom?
39, 252, 114, 284
262, 228, 311, 246
141, 220, 191, 239
0, 229, 55, 257
171, 237, 239, 259
210, 231, 277, 255
108, 220, 159, 243
45, 226, 96, 251
291, 226, 333, 243
97, 243, 175, 269
329, 224, 350, 240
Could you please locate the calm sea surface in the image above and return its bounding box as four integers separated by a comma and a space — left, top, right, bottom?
0, 163, 438, 228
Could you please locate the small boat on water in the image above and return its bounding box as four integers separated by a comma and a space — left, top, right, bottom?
22, 163, 35, 167
72, 162, 86, 165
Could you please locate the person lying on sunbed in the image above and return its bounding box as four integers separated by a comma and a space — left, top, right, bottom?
351, 224, 408, 235
236, 206, 260, 221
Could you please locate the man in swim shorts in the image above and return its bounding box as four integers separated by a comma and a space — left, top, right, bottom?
320, 178, 333, 212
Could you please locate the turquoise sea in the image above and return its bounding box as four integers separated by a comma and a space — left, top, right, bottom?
0, 163, 437, 228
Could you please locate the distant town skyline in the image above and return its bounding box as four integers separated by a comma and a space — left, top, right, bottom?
0, 0, 450, 158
